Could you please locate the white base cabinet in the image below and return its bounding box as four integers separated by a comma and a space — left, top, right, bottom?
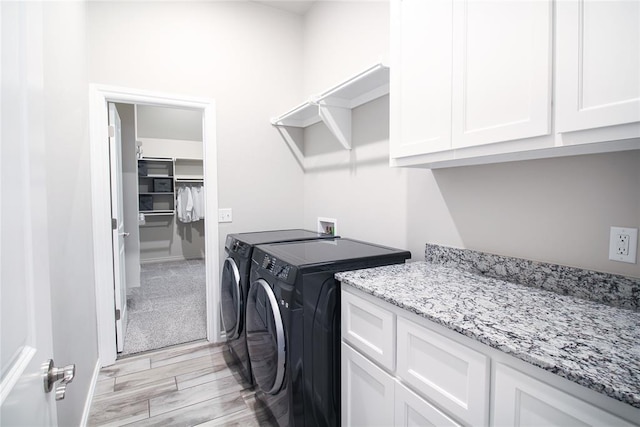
493, 363, 635, 427
342, 287, 489, 426
341, 341, 462, 427
341, 286, 640, 427
342, 288, 396, 371
341, 342, 395, 427
395, 381, 460, 427
397, 317, 489, 425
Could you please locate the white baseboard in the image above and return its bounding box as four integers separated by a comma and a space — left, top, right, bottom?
80, 358, 101, 427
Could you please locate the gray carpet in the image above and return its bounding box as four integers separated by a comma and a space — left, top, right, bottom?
122, 259, 207, 355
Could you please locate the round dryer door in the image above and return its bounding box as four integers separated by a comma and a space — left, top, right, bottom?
220, 257, 241, 340
245, 279, 285, 395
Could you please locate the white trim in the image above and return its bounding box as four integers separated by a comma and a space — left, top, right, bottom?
79, 358, 101, 427
89, 84, 220, 367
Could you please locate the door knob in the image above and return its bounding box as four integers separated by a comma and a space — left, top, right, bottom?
42, 359, 76, 400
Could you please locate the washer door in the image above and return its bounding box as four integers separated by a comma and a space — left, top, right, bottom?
220, 257, 241, 340
246, 279, 286, 395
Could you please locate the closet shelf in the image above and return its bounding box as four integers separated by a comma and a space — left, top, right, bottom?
139, 210, 175, 216
175, 176, 204, 182
140, 174, 174, 178
138, 157, 173, 162
271, 63, 390, 163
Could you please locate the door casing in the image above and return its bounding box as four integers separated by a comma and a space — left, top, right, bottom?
88, 84, 220, 366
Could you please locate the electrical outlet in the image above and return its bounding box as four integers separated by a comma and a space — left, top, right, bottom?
616, 234, 630, 255
609, 226, 638, 263
218, 208, 232, 223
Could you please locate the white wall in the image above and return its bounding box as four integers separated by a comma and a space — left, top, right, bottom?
137, 105, 203, 141
302, 0, 390, 94
427, 151, 640, 277
42, 2, 98, 425
301, 1, 424, 258
302, 1, 640, 277
303, 95, 414, 253
87, 1, 306, 265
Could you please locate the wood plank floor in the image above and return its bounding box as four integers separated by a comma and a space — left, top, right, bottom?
87, 340, 277, 426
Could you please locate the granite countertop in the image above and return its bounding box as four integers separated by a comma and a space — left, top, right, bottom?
336, 261, 640, 409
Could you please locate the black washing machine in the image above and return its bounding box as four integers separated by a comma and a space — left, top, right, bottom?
245, 238, 411, 426
220, 230, 336, 385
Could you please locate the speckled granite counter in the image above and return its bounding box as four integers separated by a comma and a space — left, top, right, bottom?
336, 261, 640, 409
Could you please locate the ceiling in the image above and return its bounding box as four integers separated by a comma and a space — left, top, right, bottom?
252, 0, 317, 16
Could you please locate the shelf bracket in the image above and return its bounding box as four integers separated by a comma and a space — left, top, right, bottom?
318, 103, 352, 150
274, 125, 305, 169
271, 63, 389, 157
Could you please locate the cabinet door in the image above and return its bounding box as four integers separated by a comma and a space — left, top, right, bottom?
395, 381, 461, 427
556, 0, 640, 132
341, 342, 395, 427
396, 317, 489, 426
492, 363, 635, 427
390, 0, 452, 158
451, 0, 552, 148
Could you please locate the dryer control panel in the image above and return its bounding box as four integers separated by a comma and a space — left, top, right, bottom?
225, 236, 250, 258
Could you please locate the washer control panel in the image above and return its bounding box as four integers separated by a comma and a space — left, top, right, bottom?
261, 254, 293, 281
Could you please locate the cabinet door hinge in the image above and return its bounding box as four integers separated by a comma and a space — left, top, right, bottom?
108, 125, 115, 138
112, 218, 117, 230
115, 309, 121, 321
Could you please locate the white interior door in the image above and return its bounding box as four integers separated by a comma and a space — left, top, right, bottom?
108, 103, 128, 353
0, 2, 58, 424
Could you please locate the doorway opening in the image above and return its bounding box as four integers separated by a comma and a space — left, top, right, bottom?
89, 85, 220, 367
111, 102, 208, 356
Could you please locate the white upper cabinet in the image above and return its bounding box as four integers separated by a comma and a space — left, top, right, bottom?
389, 0, 452, 158
390, 0, 640, 169
556, 0, 640, 132
390, 0, 552, 158
451, 0, 552, 148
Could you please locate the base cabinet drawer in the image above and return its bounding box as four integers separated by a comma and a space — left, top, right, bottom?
342, 289, 396, 370
397, 317, 489, 426
395, 381, 461, 427
492, 363, 635, 427
341, 342, 395, 426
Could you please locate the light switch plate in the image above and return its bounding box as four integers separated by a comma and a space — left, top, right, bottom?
609, 226, 638, 263
218, 208, 232, 223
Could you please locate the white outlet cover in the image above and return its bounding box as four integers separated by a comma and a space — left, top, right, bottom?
609, 226, 638, 263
